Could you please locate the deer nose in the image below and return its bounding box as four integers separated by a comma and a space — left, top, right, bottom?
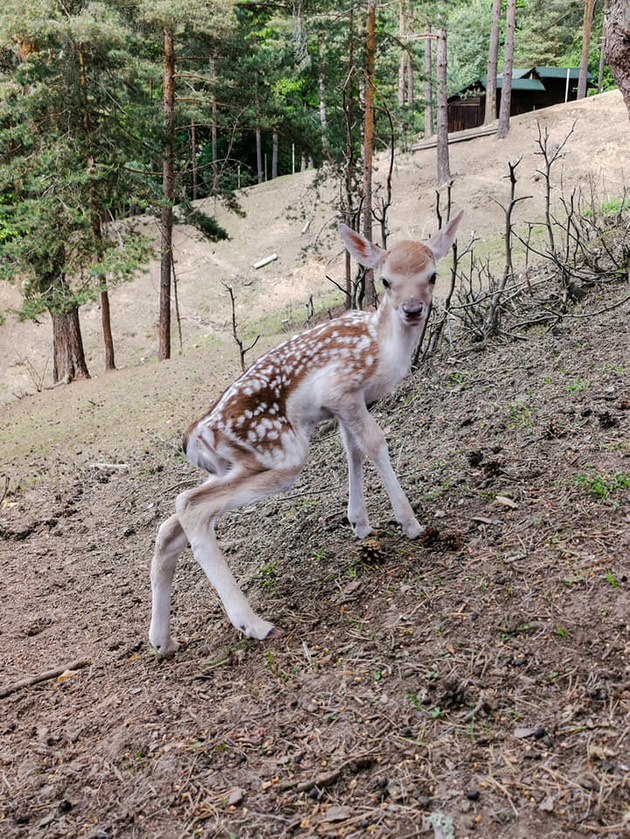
402, 301, 424, 320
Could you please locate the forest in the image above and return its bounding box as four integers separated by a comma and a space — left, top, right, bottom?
2, 3, 630, 838
0, 0, 626, 383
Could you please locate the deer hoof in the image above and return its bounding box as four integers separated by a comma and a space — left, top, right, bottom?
403, 520, 423, 540
151, 636, 180, 657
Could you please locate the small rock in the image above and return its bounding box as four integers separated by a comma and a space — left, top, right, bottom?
323, 805, 353, 823
539, 796, 554, 812
227, 788, 244, 807
514, 726, 539, 739
38, 811, 57, 828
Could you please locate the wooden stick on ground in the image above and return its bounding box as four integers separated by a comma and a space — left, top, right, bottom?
0, 659, 91, 699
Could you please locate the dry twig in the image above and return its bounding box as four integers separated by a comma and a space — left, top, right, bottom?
0, 659, 91, 699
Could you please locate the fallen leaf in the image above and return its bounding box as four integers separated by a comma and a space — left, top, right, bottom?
496, 495, 518, 509
588, 743, 617, 760
57, 669, 78, 683
539, 796, 554, 812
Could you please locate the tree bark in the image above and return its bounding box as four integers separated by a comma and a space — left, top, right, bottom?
343, 4, 356, 308
272, 131, 278, 179
99, 285, 115, 371
436, 8, 451, 186
598, 0, 610, 93
496, 0, 516, 140
210, 57, 218, 194
407, 31, 414, 110
484, 0, 502, 124
578, 0, 596, 99
398, 1, 406, 108
191, 121, 198, 201
256, 126, 263, 183
362, 0, 377, 308
159, 26, 175, 361
51, 307, 90, 384
78, 43, 115, 371
318, 31, 329, 154
424, 26, 434, 138
605, 0, 630, 118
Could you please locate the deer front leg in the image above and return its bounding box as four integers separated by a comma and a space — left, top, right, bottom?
338, 404, 422, 539
149, 514, 189, 655
339, 422, 372, 538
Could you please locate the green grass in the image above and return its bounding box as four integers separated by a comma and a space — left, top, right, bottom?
573, 471, 630, 499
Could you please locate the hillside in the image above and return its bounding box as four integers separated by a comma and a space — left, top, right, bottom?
1, 91, 629, 839
1, 89, 629, 411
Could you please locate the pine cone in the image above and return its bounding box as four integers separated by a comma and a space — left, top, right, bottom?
357, 539, 386, 565
419, 526, 441, 546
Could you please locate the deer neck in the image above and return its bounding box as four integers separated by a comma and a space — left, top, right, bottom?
374, 297, 423, 371
359, 298, 423, 403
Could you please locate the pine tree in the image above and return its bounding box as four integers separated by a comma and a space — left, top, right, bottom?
0, 0, 152, 383
136, 0, 255, 359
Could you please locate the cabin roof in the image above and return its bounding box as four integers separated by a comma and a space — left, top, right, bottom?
452, 66, 593, 98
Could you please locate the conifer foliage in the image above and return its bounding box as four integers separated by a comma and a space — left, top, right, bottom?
0, 1, 627, 380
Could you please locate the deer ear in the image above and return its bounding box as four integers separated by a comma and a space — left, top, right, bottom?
427, 209, 464, 259
339, 223, 384, 269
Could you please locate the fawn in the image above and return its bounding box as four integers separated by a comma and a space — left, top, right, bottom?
149, 212, 463, 654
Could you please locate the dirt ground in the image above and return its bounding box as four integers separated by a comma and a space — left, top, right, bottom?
1, 91, 630, 838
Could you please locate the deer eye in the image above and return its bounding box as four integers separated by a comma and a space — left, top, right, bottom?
429, 272, 437, 285
382, 277, 391, 290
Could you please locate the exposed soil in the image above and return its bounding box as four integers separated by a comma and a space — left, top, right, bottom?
1, 92, 630, 839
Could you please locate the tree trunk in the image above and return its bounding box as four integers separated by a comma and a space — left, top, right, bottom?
159, 27, 175, 362
398, 1, 406, 108
436, 8, 451, 186
99, 283, 115, 371
424, 26, 434, 138
578, 0, 596, 99
51, 307, 90, 384
272, 131, 278, 179
191, 122, 198, 201
343, 4, 356, 308
484, 0, 502, 124
496, 0, 516, 140
78, 43, 115, 371
605, 0, 630, 118
407, 33, 414, 110
256, 127, 263, 183
210, 57, 218, 194
318, 32, 329, 154
362, 0, 377, 308
598, 0, 610, 93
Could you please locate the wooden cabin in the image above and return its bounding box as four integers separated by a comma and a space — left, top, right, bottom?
447, 67, 592, 133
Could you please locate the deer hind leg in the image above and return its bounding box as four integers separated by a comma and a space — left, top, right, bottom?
175, 461, 305, 640
149, 513, 189, 655
338, 406, 422, 539
339, 422, 372, 538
